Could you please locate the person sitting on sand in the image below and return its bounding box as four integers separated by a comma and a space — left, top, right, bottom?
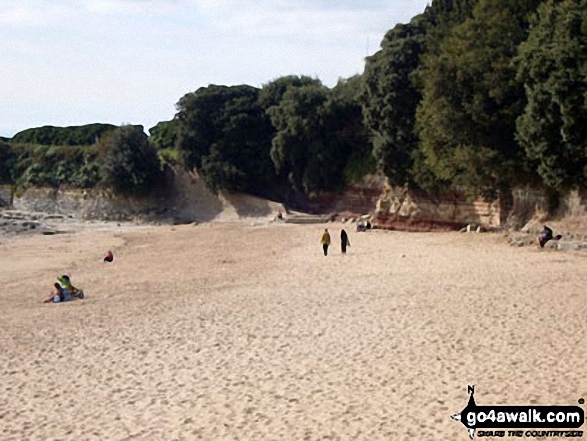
44, 283, 64, 303
321, 229, 331, 256
356, 221, 371, 232
59, 275, 74, 291
539, 226, 562, 248
58, 275, 78, 300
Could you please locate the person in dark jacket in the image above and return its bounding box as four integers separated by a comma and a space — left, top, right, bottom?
341, 229, 350, 254
539, 226, 562, 248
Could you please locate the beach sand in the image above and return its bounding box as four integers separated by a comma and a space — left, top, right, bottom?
1, 223, 585, 440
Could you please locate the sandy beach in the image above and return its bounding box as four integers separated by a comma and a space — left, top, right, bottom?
1, 223, 585, 440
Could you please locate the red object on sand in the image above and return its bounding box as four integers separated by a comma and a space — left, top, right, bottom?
104, 251, 114, 262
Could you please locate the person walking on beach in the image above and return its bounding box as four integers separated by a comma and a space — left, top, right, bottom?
341, 229, 350, 254
321, 229, 331, 256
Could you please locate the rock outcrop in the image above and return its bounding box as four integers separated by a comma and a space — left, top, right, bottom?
0, 185, 12, 207
8, 167, 284, 224
373, 184, 501, 231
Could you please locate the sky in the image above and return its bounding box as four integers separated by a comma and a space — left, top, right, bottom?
0, 0, 429, 137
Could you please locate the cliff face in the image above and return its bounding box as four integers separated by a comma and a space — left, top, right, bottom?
9, 167, 284, 223
506, 188, 587, 235
0, 185, 12, 207
5, 170, 586, 234
275, 175, 503, 231
372, 184, 501, 231
294, 175, 386, 218
373, 184, 587, 233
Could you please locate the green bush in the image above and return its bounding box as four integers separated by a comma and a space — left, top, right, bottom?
149, 120, 179, 150
343, 151, 377, 184
102, 126, 162, 195
3, 128, 161, 194
0, 141, 15, 183
176, 84, 276, 194
11, 123, 120, 146
9, 143, 103, 188
158, 148, 181, 167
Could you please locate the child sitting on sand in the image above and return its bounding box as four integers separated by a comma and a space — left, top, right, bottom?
44, 283, 64, 303
58, 275, 75, 293
58, 275, 84, 300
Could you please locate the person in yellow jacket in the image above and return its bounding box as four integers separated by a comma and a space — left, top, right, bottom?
321, 228, 331, 256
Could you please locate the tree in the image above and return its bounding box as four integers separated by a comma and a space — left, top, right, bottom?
362, 13, 429, 186
11, 123, 120, 146
361, 0, 480, 190
258, 76, 323, 111
149, 120, 179, 150
423, 0, 480, 61
516, 0, 587, 190
416, 0, 541, 197
329, 76, 374, 183
0, 141, 14, 183
269, 80, 371, 195
5, 143, 102, 189
269, 84, 330, 194
102, 126, 162, 194
176, 85, 276, 193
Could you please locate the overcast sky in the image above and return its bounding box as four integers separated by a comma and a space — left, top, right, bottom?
0, 0, 429, 137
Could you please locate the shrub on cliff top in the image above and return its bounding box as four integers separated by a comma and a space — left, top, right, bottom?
8, 143, 102, 189
0, 141, 15, 184
102, 126, 162, 195
11, 123, 121, 146
3, 130, 162, 194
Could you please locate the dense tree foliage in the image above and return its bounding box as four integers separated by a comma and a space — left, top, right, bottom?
425, 0, 479, 46
268, 79, 372, 195
361, 0, 584, 197
361, 0, 480, 191
174, 77, 371, 197
362, 13, 428, 186
7, 144, 101, 189
2, 126, 161, 192
11, 123, 120, 146
0, 141, 14, 184
416, 0, 542, 197
516, 0, 587, 190
102, 126, 162, 195
149, 120, 179, 150
258, 76, 323, 110
332, 76, 375, 183
176, 85, 276, 193
269, 84, 331, 194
